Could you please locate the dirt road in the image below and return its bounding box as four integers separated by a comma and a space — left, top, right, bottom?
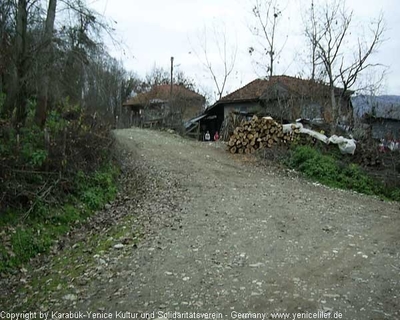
5, 128, 400, 319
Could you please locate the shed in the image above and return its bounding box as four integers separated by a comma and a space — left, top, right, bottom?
123, 84, 206, 128
352, 95, 400, 140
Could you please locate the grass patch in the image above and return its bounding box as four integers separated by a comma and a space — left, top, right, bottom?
6, 212, 144, 312
0, 164, 119, 274
285, 145, 400, 201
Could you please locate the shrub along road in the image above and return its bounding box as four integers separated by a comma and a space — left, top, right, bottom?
3, 127, 400, 318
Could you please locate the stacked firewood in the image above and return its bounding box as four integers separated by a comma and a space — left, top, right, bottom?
228, 116, 299, 154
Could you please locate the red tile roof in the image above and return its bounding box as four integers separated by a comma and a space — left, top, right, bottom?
123, 84, 205, 106
219, 79, 268, 102
218, 75, 352, 103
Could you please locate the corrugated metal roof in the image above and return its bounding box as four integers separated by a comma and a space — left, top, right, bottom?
352, 95, 400, 120
184, 113, 208, 129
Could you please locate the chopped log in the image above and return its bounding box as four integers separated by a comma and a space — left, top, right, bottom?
227, 116, 299, 154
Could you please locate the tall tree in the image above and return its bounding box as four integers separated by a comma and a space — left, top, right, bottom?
0, 0, 14, 95
307, 0, 385, 131
35, 0, 57, 127
14, 0, 29, 125
304, 0, 325, 80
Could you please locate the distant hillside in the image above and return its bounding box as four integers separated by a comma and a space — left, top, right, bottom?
352, 95, 400, 120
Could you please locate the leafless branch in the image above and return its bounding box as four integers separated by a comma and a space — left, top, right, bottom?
191, 23, 237, 100
249, 0, 286, 77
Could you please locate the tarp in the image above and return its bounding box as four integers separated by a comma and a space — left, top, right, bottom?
328, 135, 357, 155
283, 122, 356, 155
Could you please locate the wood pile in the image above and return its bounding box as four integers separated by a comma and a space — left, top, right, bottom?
228, 116, 299, 154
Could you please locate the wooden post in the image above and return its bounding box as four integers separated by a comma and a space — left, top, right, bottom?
170, 56, 174, 96
196, 122, 200, 141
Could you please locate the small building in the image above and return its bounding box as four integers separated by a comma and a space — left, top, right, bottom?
352, 95, 400, 140
123, 84, 206, 128
189, 75, 354, 140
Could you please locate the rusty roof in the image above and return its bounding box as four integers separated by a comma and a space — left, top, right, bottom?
123, 84, 205, 106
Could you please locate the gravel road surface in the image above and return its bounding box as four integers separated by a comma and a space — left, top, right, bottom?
3, 127, 400, 319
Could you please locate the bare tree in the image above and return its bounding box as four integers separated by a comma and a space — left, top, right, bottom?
143, 65, 196, 92
249, 0, 287, 77
304, 0, 325, 80
192, 23, 237, 101
307, 0, 385, 131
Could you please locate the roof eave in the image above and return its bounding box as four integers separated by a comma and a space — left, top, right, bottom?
208, 98, 259, 111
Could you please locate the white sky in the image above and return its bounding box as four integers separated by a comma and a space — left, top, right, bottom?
89, 0, 400, 102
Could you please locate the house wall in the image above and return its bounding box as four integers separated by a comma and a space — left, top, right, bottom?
261, 95, 353, 125
144, 103, 168, 121
262, 98, 296, 123
129, 110, 142, 127
223, 102, 261, 118
124, 106, 143, 128
371, 119, 400, 140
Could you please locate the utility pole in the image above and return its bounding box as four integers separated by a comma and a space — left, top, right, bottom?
170, 56, 174, 96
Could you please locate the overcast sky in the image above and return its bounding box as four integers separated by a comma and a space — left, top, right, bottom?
90, 0, 400, 101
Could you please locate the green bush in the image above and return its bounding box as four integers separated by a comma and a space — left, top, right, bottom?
46, 109, 68, 134
389, 189, 400, 202
11, 227, 49, 258
286, 145, 399, 201
0, 102, 120, 274
338, 164, 376, 195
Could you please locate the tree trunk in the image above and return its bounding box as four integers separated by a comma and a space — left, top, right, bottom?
269, 52, 273, 77
1, 69, 17, 119
14, 0, 28, 126
35, 0, 57, 127
330, 86, 338, 134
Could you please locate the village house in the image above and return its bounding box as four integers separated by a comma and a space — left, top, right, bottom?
123, 84, 206, 128
186, 75, 354, 140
